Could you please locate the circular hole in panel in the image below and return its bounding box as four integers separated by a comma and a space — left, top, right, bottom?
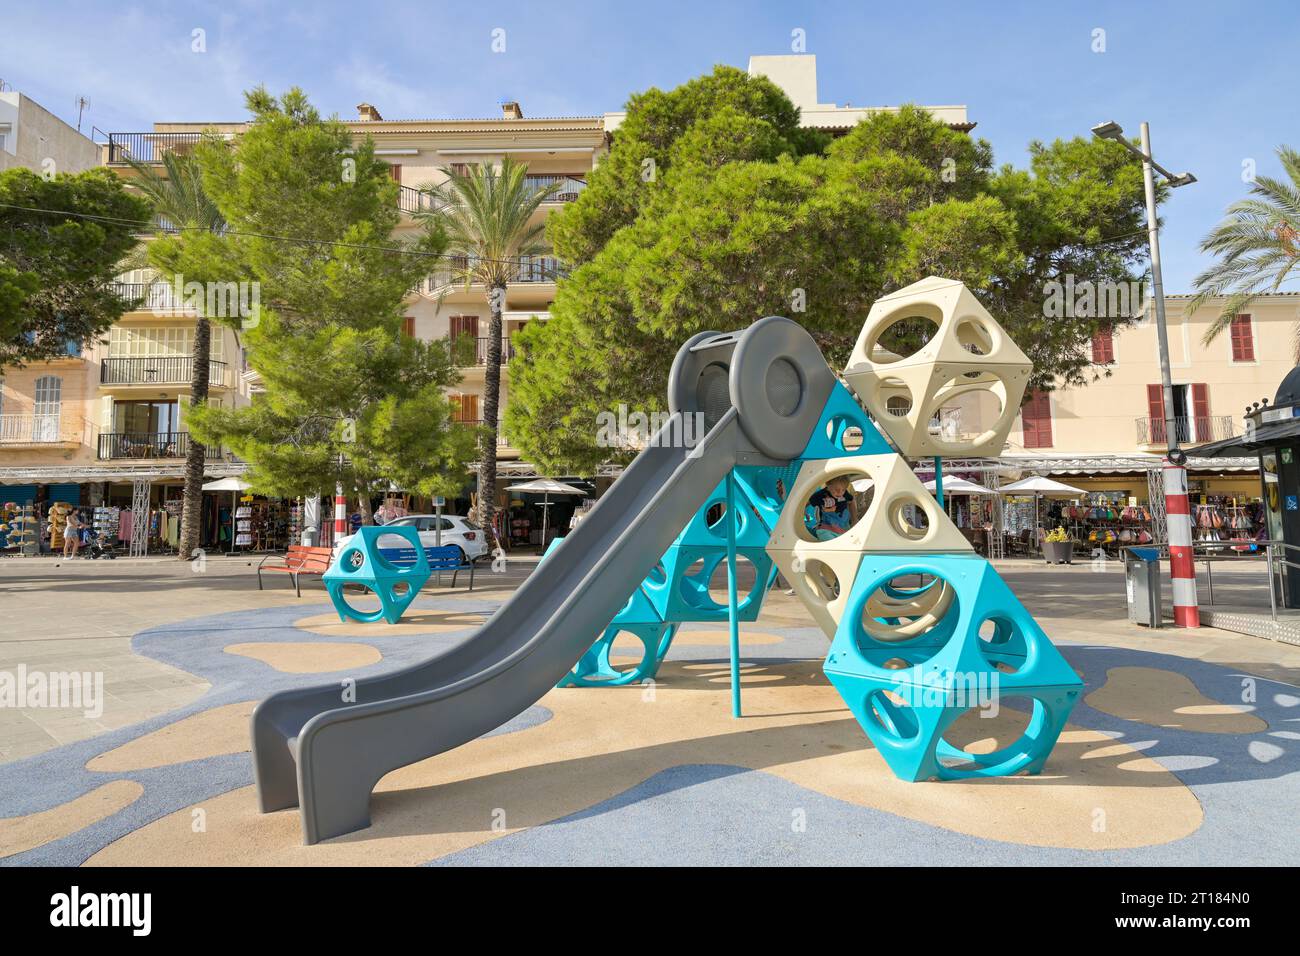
887, 495, 931, 541
868, 307, 941, 364
866, 689, 921, 741
795, 471, 871, 544
858, 571, 956, 649
765, 357, 803, 417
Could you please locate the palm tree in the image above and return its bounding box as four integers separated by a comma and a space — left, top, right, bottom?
1187, 145, 1300, 356
122, 151, 226, 561
415, 158, 560, 534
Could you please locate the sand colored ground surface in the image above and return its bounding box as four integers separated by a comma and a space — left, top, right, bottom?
87, 661, 1201, 866
1085, 667, 1268, 734
225, 642, 382, 674
86, 702, 256, 772
0, 781, 142, 860
293, 610, 486, 637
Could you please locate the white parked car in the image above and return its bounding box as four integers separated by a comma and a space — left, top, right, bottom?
334, 514, 489, 565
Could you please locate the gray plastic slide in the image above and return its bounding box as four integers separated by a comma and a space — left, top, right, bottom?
252, 316, 835, 843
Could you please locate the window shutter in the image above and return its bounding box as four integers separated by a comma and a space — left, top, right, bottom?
402, 316, 415, 338
1230, 315, 1254, 362
388, 164, 402, 183
1021, 391, 1053, 448
1146, 384, 1166, 444
1192, 383, 1210, 441
1091, 325, 1114, 364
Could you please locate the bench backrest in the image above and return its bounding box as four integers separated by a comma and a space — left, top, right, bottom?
377, 544, 467, 570
285, 545, 334, 572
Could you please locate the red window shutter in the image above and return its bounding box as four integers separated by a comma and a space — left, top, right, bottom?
1021, 391, 1053, 448
1091, 325, 1114, 364
1230, 315, 1254, 362
1192, 383, 1210, 441
401, 316, 415, 337
388, 164, 402, 183
1146, 384, 1166, 444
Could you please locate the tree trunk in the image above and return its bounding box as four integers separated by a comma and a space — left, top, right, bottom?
477, 288, 504, 535
178, 318, 211, 561
358, 492, 374, 527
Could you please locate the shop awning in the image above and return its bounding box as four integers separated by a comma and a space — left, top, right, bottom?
0, 461, 249, 484
1196, 419, 1300, 458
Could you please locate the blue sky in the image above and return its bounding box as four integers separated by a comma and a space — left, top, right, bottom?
6, 0, 1298, 290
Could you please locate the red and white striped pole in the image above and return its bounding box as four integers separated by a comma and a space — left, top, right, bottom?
334, 483, 347, 545
1163, 461, 1200, 627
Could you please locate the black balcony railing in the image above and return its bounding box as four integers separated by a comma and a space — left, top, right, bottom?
399, 185, 445, 214
449, 336, 516, 366
101, 357, 229, 387
1136, 415, 1235, 445
98, 432, 221, 460
103, 132, 209, 165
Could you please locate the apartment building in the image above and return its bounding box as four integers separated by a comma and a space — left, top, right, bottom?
0, 92, 256, 524
0, 90, 99, 175
96, 56, 968, 485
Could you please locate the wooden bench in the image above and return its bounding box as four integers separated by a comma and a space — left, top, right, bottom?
257, 545, 334, 597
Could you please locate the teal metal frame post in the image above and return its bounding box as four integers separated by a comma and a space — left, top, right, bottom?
934, 456, 944, 507
725, 471, 742, 718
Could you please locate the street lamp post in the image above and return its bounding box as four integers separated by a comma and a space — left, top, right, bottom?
1090, 121, 1196, 456
1091, 120, 1199, 627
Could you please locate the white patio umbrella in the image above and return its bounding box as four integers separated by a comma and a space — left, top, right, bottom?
998, 475, 1086, 550
505, 478, 586, 546
921, 476, 995, 496
202, 477, 252, 554
998, 475, 1087, 496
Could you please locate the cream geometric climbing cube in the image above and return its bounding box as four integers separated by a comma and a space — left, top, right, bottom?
842, 276, 1032, 458
766, 453, 973, 638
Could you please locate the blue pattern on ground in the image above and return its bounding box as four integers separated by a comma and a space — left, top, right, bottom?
1, 595, 1296, 866
0, 597, 548, 866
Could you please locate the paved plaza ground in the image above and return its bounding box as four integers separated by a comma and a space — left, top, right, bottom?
0, 553, 1297, 865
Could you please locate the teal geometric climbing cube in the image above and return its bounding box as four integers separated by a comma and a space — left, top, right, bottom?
559, 582, 677, 687
323, 524, 431, 625
638, 476, 778, 624
823, 552, 1082, 781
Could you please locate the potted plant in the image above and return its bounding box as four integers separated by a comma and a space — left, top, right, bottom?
1042, 526, 1074, 564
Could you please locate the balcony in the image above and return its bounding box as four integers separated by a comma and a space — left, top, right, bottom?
101, 357, 230, 388
514, 255, 567, 283
112, 281, 192, 312
420, 256, 569, 295
452, 419, 511, 447
399, 185, 442, 215
524, 175, 586, 202
1136, 415, 1235, 446
450, 337, 516, 367
102, 131, 212, 165
97, 432, 222, 460
0, 414, 88, 447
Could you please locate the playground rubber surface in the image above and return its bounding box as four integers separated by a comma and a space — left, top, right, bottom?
1, 586, 1296, 867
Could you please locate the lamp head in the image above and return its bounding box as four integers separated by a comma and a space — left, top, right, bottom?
1091, 121, 1124, 140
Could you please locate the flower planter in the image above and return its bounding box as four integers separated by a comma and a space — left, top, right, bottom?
1042, 540, 1074, 565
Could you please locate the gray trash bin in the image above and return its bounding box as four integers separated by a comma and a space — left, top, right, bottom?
1125, 546, 1162, 627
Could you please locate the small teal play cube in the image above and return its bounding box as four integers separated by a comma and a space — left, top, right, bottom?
323, 525, 431, 625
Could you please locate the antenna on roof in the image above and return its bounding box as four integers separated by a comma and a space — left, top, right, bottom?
75, 96, 90, 132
